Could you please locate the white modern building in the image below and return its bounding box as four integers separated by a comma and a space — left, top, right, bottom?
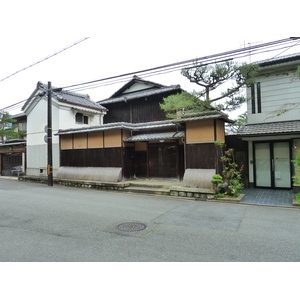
238, 53, 300, 189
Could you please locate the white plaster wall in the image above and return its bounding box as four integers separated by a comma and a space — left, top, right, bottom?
25, 95, 104, 177
58, 107, 103, 130
123, 82, 152, 94
26, 144, 47, 176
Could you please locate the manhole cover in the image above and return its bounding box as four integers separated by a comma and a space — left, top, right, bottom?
117, 222, 147, 232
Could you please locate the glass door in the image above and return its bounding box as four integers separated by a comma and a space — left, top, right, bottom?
254, 141, 291, 188
273, 142, 291, 188
255, 143, 272, 187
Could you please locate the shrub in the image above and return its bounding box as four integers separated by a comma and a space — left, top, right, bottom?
292, 149, 300, 186
212, 141, 244, 197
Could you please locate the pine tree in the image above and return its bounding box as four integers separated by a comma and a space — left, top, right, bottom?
0, 111, 21, 143
160, 61, 259, 117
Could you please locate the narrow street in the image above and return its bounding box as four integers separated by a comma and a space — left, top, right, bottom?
1, 178, 299, 262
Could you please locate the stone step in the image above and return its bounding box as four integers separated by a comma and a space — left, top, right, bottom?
124, 186, 170, 196
128, 182, 172, 189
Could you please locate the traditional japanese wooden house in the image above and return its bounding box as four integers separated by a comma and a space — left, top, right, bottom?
56, 76, 230, 182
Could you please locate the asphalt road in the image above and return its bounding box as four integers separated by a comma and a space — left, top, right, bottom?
1, 178, 300, 262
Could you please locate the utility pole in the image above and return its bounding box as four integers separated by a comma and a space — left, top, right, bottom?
47, 81, 53, 186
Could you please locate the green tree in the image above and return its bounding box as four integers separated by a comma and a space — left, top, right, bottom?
225, 112, 248, 135
0, 111, 23, 143
160, 61, 259, 117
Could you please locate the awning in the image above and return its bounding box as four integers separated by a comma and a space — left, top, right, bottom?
125, 131, 184, 142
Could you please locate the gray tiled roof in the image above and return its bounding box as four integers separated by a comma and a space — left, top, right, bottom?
56, 120, 177, 135
256, 52, 300, 67
22, 82, 106, 112
56, 110, 230, 136
179, 110, 232, 123
125, 131, 185, 142
238, 120, 300, 136
56, 90, 107, 111
99, 85, 181, 104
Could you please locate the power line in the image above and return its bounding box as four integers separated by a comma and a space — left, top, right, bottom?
1, 37, 300, 112
0, 37, 90, 84
69, 43, 295, 94
59, 37, 300, 92
63, 38, 300, 95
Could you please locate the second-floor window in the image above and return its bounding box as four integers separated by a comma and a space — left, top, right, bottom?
257, 82, 261, 113
18, 122, 27, 131
251, 84, 256, 114
250, 82, 262, 114
75, 113, 89, 124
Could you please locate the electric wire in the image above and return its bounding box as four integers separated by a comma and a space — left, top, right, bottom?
65, 40, 300, 95
60, 37, 300, 93
0, 37, 90, 84
270, 39, 300, 59
1, 37, 300, 112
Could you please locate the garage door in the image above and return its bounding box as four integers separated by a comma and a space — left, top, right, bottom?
1, 153, 22, 176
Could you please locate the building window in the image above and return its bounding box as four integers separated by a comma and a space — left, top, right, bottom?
257, 82, 262, 113
18, 122, 27, 131
250, 82, 262, 114
75, 113, 89, 124
251, 84, 256, 114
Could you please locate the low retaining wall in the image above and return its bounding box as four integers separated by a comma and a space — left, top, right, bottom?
18, 175, 216, 199
19, 175, 129, 191
56, 167, 122, 182
183, 169, 215, 189
170, 186, 215, 200
18, 175, 245, 202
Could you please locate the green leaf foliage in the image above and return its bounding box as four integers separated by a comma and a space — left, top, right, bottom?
160, 91, 206, 118
0, 111, 20, 143
225, 112, 248, 135
212, 141, 244, 197
160, 61, 259, 117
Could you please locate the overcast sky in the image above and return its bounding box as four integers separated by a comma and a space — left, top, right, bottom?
1, 0, 299, 118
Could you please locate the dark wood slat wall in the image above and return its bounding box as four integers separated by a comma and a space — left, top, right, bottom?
132, 97, 167, 123
60, 148, 123, 168
103, 93, 173, 124
185, 143, 216, 169
225, 135, 249, 187
123, 147, 135, 178
104, 102, 131, 123
148, 144, 178, 178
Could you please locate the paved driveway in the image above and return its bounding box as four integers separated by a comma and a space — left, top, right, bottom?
241, 188, 294, 207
